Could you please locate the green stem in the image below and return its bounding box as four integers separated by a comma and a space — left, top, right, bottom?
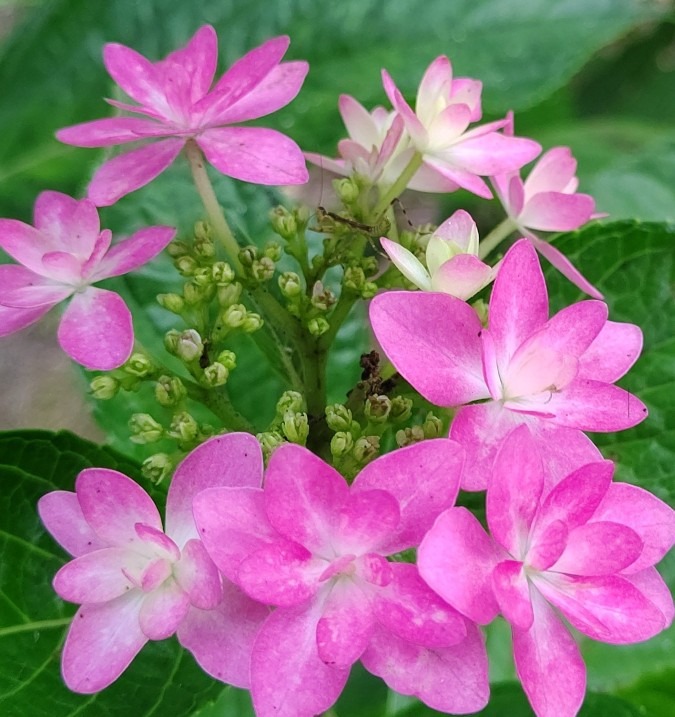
184, 382, 255, 433
371, 152, 423, 219
185, 140, 244, 275
478, 218, 516, 259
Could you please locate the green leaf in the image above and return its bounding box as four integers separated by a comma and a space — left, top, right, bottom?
617, 667, 675, 717
0, 429, 222, 716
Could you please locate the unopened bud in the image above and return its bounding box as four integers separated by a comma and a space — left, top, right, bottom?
168, 411, 199, 443
242, 313, 264, 333
331, 431, 354, 457
361, 281, 378, 299
212, 261, 235, 285
203, 362, 230, 387
362, 257, 379, 277
276, 391, 305, 416
353, 435, 380, 464
307, 316, 329, 336
124, 352, 154, 378
343, 266, 365, 292
390, 396, 413, 423
174, 329, 203, 362
279, 271, 302, 298
263, 241, 282, 261
90, 375, 119, 400
192, 267, 213, 287
215, 350, 237, 371
325, 404, 353, 432
422, 412, 443, 438
155, 375, 187, 407
167, 240, 190, 258
395, 425, 425, 447
157, 293, 185, 314
270, 206, 297, 240
141, 453, 174, 483
251, 257, 275, 282
217, 282, 243, 306
311, 282, 336, 311
129, 413, 164, 444
257, 431, 285, 459
333, 177, 360, 204
183, 281, 206, 305
175, 255, 198, 276
281, 411, 309, 445
365, 394, 391, 424
239, 246, 257, 267
221, 303, 247, 328
193, 222, 215, 258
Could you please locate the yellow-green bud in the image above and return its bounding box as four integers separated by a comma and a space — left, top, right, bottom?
216, 350, 237, 371
353, 435, 380, 464
141, 453, 174, 483
175, 255, 198, 276
333, 177, 360, 204
157, 293, 185, 314
167, 240, 190, 258
90, 375, 119, 400
217, 282, 243, 306
242, 313, 264, 333
251, 257, 275, 282
183, 281, 206, 305
279, 271, 302, 298
343, 266, 365, 292
164, 329, 181, 354
263, 241, 282, 261
239, 246, 257, 267
365, 394, 391, 423
168, 411, 199, 443
155, 375, 187, 407
276, 390, 305, 415
361, 281, 378, 299
175, 329, 204, 362
124, 352, 154, 378
307, 317, 330, 336
203, 362, 230, 387
212, 261, 235, 285
331, 431, 354, 458
325, 404, 353, 432
270, 206, 297, 240
281, 411, 309, 445
390, 396, 413, 423
192, 267, 213, 287
257, 431, 285, 459
129, 413, 164, 444
422, 412, 443, 438
194, 222, 215, 258
362, 257, 379, 277
222, 303, 247, 328
395, 425, 425, 447
311, 282, 336, 311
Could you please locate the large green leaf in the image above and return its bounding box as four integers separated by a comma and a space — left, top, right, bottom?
0, 429, 222, 716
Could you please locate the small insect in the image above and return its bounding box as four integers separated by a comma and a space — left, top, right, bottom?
315, 206, 390, 237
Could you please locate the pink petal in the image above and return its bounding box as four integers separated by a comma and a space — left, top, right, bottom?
167, 432, 263, 547
415, 56, 453, 124
450, 78, 483, 121
369, 291, 489, 406
135, 523, 180, 561
487, 424, 544, 557
56, 117, 169, 147
81, 230, 113, 278
303, 152, 348, 177
624, 568, 674, 626
361, 621, 489, 714
374, 563, 467, 648
423, 158, 492, 198
0, 264, 72, 308
264, 443, 348, 553
418, 507, 500, 625
448, 132, 541, 175
87, 138, 185, 207
61, 592, 147, 693
524, 147, 578, 196
427, 104, 472, 147
431, 254, 495, 300
163, 25, 218, 103
520, 191, 595, 232
591, 483, 675, 573
174, 538, 222, 610
527, 519, 568, 571
381, 69, 427, 146
75, 467, 162, 547
338, 94, 380, 148
33, 191, 101, 259
197, 127, 308, 185
333, 489, 400, 554
177, 578, 270, 688
0, 302, 51, 337
512, 590, 586, 717
38, 490, 108, 556
530, 236, 603, 299
433, 209, 479, 251
352, 438, 464, 554
492, 560, 533, 630
577, 320, 642, 383
0, 219, 60, 275
41, 251, 82, 284
406, 162, 461, 193
91, 225, 176, 281
530, 300, 608, 359
380, 237, 431, 290
250, 603, 350, 717
57, 287, 134, 370
139, 579, 190, 640
507, 174, 526, 217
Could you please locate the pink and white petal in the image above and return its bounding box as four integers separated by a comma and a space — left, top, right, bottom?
527, 519, 568, 571
61, 592, 147, 693
192, 486, 278, 582
87, 138, 185, 207
91, 225, 176, 281
524, 147, 578, 196
251, 602, 350, 717
81, 230, 113, 279
380, 237, 431, 290
38, 490, 108, 556
427, 104, 472, 147
173, 538, 222, 610
56, 117, 169, 148
535, 572, 667, 644
0, 219, 59, 275
423, 158, 493, 198
338, 95, 379, 147
140, 558, 172, 592
265, 443, 349, 553
450, 78, 483, 121
352, 438, 464, 555
139, 579, 190, 640
0, 264, 72, 308
418, 507, 501, 625
577, 320, 643, 383
33, 191, 100, 259
623, 568, 674, 626
375, 113, 405, 169
104, 98, 165, 121
530, 300, 608, 360
381, 69, 427, 146
521, 191, 595, 232
303, 152, 349, 176
492, 560, 534, 630
197, 127, 308, 185
333, 489, 400, 555
406, 162, 461, 193
512, 590, 586, 717
0, 302, 52, 337
374, 563, 467, 648
53, 547, 142, 603
135, 523, 180, 561
506, 174, 526, 218
487, 424, 544, 557
416, 56, 453, 125
75, 467, 162, 547
177, 578, 270, 688
448, 132, 541, 175
591, 483, 675, 573
40, 252, 82, 284
369, 291, 489, 406
57, 288, 133, 370
167, 433, 263, 546
434, 209, 479, 252
488, 238, 549, 371
317, 580, 373, 668
163, 25, 218, 103
530, 236, 603, 299
362, 620, 489, 714
431, 254, 495, 300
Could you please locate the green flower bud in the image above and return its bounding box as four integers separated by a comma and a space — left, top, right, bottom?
257, 431, 285, 459
325, 404, 353, 432
365, 394, 391, 424
281, 411, 309, 445
192, 267, 213, 287
242, 313, 264, 333
175, 255, 198, 276
343, 266, 365, 292
217, 282, 243, 307
222, 303, 247, 328
389, 396, 413, 423
175, 329, 204, 362
157, 293, 185, 314
263, 241, 282, 262
333, 177, 360, 204
239, 245, 258, 267
311, 282, 336, 311
194, 220, 211, 241
307, 316, 330, 336
270, 206, 297, 240
422, 412, 444, 439
276, 390, 305, 415
168, 411, 199, 443
183, 281, 206, 305
167, 240, 191, 258
361, 281, 378, 299
279, 271, 303, 298
90, 375, 119, 400
212, 261, 235, 285
193, 221, 215, 258
251, 257, 275, 282
129, 413, 164, 444
141, 452, 174, 483
215, 350, 237, 371
203, 362, 230, 387
155, 375, 187, 407
331, 431, 354, 458
395, 425, 425, 447
353, 435, 380, 464
362, 256, 379, 277
124, 352, 154, 378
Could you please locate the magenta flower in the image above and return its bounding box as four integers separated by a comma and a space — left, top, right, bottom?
382, 56, 541, 198
37, 433, 269, 693
193, 440, 489, 717
418, 425, 675, 717
370, 239, 647, 491
492, 115, 601, 297
0, 191, 174, 369
57, 26, 309, 206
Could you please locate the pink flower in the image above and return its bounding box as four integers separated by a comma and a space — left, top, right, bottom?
381, 209, 496, 300
370, 239, 647, 491
492, 115, 601, 297
382, 56, 541, 198
193, 440, 489, 717
57, 26, 309, 206
418, 425, 675, 717
0, 191, 174, 369
37, 433, 269, 693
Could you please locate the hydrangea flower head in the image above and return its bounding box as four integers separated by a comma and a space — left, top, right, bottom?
0, 191, 175, 369
418, 425, 675, 717
57, 26, 309, 205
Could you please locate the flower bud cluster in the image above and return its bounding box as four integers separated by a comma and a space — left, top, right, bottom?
89, 351, 158, 399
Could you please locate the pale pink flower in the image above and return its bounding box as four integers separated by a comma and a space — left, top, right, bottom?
381, 209, 496, 300
492, 114, 601, 297
193, 440, 489, 717
38, 433, 269, 693
382, 56, 541, 198
370, 239, 647, 491
0, 191, 174, 369
57, 26, 309, 206
418, 425, 675, 717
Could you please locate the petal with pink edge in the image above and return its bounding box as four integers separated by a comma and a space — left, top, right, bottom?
139, 579, 190, 640
0, 264, 71, 308
333, 489, 400, 555
524, 147, 578, 195
38, 490, 108, 556
90, 226, 176, 281
381, 69, 427, 147
492, 560, 534, 630
362, 621, 489, 714
352, 438, 464, 554
521, 191, 595, 232
56, 117, 168, 148
451, 78, 483, 121
529, 236, 603, 299
624, 568, 674, 626
198, 127, 308, 185
0, 219, 55, 275
433, 209, 479, 253
407, 162, 461, 193
0, 302, 52, 337
33, 191, 100, 258
415, 56, 453, 126
512, 590, 586, 717
423, 158, 493, 198
448, 132, 541, 175
418, 507, 500, 625
87, 138, 185, 207
174, 538, 222, 610
369, 291, 488, 406
338, 94, 381, 148
57, 288, 133, 370
431, 254, 495, 300
163, 25, 218, 103
251, 603, 350, 717
577, 320, 643, 383
177, 578, 270, 688
75, 468, 162, 547
61, 592, 147, 693
380, 237, 431, 290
